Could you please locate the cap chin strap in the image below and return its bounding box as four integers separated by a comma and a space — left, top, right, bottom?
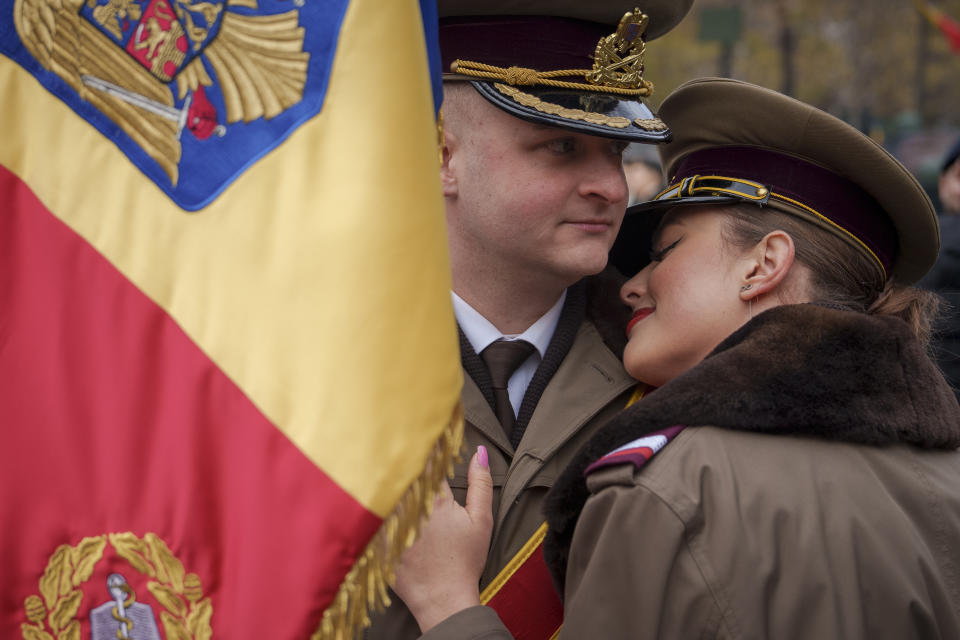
653, 175, 772, 203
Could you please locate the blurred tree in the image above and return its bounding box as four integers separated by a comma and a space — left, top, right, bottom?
644, 0, 960, 128
698, 7, 742, 77
775, 0, 797, 96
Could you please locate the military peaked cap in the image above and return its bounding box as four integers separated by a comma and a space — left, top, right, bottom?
611, 78, 939, 284
437, 1, 694, 142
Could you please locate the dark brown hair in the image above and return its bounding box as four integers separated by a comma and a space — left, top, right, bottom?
721, 204, 942, 348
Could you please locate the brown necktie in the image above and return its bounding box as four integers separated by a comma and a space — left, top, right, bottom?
481, 339, 536, 438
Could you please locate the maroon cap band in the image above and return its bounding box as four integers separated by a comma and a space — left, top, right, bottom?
672, 147, 898, 273
439, 16, 611, 78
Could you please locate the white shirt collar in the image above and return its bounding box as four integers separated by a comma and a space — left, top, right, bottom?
452, 290, 566, 359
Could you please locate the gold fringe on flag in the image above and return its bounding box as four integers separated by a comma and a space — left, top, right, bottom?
311, 401, 465, 640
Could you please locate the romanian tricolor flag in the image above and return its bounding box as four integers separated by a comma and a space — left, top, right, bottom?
0, 0, 462, 637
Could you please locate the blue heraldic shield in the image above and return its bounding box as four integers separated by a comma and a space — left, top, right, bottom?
4, 0, 351, 209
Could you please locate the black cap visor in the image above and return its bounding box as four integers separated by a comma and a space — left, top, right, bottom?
471, 80, 671, 143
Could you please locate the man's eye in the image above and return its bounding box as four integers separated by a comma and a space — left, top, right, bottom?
546, 139, 576, 154
649, 238, 680, 263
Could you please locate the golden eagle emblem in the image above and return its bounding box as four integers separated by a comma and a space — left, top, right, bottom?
14, 0, 309, 187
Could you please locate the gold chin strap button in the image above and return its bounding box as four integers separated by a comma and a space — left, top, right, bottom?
756, 187, 769, 198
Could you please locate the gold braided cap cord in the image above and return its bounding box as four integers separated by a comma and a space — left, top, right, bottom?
450, 59, 654, 97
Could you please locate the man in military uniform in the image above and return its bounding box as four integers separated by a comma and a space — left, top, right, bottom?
366, 3, 693, 638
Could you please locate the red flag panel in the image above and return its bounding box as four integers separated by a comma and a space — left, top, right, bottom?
0, 163, 382, 638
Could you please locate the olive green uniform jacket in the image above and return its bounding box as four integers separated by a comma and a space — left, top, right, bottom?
433, 304, 960, 639
365, 273, 635, 639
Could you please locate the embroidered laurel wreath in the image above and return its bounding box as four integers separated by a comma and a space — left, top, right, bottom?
21, 532, 213, 640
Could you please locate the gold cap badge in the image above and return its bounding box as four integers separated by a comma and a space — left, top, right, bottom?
588, 9, 650, 91
450, 8, 654, 98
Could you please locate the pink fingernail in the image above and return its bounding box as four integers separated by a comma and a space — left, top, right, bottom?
477, 445, 488, 468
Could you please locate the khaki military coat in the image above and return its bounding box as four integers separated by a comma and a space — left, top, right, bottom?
366, 274, 635, 639
430, 304, 960, 639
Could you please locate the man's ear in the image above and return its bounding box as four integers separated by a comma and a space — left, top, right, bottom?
739, 230, 796, 301
440, 127, 458, 197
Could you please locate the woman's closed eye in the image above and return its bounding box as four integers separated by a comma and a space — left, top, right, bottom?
649, 238, 680, 263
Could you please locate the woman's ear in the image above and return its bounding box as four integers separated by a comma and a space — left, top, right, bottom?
440, 128, 458, 197
739, 230, 796, 301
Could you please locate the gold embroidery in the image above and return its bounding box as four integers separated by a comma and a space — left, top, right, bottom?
24, 596, 46, 624
87, 0, 141, 39
173, 0, 223, 52
202, 11, 310, 123
21, 535, 105, 640
634, 117, 667, 131
131, 13, 188, 82
175, 57, 213, 100
587, 8, 648, 90
493, 83, 632, 129
14, 0, 309, 186
20, 533, 213, 640
15, 0, 182, 182
136, 16, 172, 59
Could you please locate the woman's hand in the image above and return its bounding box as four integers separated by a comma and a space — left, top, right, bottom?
393, 446, 494, 633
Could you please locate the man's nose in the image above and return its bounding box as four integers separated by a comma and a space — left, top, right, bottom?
580, 157, 629, 205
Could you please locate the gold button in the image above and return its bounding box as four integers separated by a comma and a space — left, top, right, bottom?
756, 187, 769, 198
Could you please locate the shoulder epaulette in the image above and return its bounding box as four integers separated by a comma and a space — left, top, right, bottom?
584, 424, 685, 476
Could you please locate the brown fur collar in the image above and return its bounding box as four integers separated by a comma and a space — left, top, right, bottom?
544, 303, 960, 593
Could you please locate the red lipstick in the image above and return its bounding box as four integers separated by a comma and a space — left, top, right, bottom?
626, 308, 653, 335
